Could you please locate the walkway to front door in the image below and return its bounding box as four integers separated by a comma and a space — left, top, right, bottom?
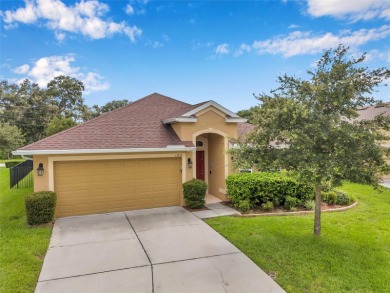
36, 207, 285, 293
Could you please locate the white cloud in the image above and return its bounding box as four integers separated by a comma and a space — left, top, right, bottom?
13, 64, 30, 74
2, 0, 142, 41
125, 4, 134, 15
215, 43, 229, 55
307, 0, 390, 21
288, 24, 300, 29
12, 55, 109, 94
243, 25, 390, 58
191, 40, 213, 50
234, 44, 251, 57
55, 31, 66, 42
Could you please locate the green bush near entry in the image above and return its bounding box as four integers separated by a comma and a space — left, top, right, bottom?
226, 172, 314, 209
183, 179, 207, 209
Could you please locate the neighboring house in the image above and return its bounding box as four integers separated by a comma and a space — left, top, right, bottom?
354, 103, 390, 179
13, 93, 249, 217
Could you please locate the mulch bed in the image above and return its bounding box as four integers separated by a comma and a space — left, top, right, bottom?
224, 201, 351, 215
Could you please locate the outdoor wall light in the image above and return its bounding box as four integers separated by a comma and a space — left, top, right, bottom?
37, 163, 44, 176
187, 158, 193, 168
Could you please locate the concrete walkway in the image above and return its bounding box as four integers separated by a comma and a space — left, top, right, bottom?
380, 179, 390, 188
36, 206, 284, 293
192, 202, 241, 219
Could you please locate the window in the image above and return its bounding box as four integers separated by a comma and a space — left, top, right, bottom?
196, 140, 204, 147
239, 168, 253, 173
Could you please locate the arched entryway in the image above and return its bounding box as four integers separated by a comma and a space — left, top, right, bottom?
193, 130, 230, 202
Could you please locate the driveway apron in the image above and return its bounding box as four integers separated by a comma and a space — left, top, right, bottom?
36, 206, 285, 293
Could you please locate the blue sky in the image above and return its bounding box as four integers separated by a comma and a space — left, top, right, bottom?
1, 0, 390, 112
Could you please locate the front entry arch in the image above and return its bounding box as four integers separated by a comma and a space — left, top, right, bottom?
193, 130, 230, 201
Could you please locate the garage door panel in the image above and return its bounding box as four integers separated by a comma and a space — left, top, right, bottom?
55, 158, 181, 217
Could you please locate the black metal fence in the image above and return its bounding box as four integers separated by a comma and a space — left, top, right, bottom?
10, 160, 33, 189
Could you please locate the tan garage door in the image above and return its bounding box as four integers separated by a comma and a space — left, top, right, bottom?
54, 158, 182, 217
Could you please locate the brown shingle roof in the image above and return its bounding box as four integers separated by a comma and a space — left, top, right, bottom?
20, 93, 195, 151
237, 123, 255, 138
355, 104, 390, 121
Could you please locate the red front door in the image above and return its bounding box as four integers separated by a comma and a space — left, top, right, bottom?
196, 151, 205, 181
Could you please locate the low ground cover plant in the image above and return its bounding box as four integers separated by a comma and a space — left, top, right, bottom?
183, 179, 207, 209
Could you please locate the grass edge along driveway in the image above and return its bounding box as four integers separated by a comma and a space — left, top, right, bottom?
0, 168, 52, 293
206, 182, 390, 293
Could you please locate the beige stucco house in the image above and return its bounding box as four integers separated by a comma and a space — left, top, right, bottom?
13, 93, 250, 217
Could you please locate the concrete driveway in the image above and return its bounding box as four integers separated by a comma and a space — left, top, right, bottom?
36, 206, 285, 293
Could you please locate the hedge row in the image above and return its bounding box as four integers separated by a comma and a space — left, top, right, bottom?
226, 172, 314, 211
5, 161, 23, 168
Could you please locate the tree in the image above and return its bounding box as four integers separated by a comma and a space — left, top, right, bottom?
45, 116, 77, 137
99, 99, 130, 113
231, 45, 390, 235
0, 123, 25, 159
80, 99, 131, 121
0, 76, 86, 143
236, 106, 258, 124
46, 75, 85, 119
0, 79, 52, 143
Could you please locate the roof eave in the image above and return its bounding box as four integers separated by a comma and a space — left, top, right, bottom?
182, 100, 240, 118
12, 146, 196, 156
162, 117, 198, 124
225, 118, 247, 123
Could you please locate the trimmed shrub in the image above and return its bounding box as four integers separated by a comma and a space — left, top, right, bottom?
226, 172, 314, 209
183, 179, 207, 209
261, 201, 274, 212
284, 196, 297, 210
25, 191, 57, 225
237, 199, 251, 213
304, 200, 315, 210
335, 191, 354, 205
5, 161, 23, 168
323, 191, 337, 205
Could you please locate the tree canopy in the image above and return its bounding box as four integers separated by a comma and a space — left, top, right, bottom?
231, 45, 390, 235
0, 76, 132, 156
0, 122, 25, 160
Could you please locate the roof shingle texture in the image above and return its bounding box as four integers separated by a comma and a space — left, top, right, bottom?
20, 93, 195, 150
355, 105, 390, 121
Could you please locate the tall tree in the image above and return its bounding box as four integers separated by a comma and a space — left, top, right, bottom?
0, 76, 86, 143
44, 116, 77, 137
0, 79, 52, 142
236, 106, 258, 124
0, 123, 25, 159
231, 45, 390, 235
99, 99, 130, 113
46, 75, 85, 119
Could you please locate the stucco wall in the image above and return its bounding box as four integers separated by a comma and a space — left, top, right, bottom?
208, 134, 229, 200
172, 106, 238, 142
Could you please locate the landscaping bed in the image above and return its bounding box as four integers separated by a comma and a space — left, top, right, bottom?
206, 182, 390, 292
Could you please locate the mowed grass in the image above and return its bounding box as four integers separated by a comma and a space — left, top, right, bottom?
0, 168, 52, 293
206, 182, 390, 293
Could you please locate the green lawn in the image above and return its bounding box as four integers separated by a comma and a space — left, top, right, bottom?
0, 167, 52, 293
207, 182, 390, 293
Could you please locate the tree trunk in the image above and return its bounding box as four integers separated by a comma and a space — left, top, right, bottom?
314, 185, 322, 235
